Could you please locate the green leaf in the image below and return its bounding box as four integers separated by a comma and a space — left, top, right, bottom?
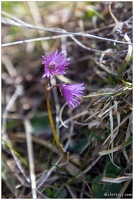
6, 119, 19, 130
91, 174, 122, 198
30, 113, 49, 136
105, 162, 123, 176
86, 174, 92, 183
56, 188, 67, 198
68, 137, 87, 153
44, 188, 55, 198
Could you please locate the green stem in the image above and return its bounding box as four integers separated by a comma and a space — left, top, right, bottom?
45, 79, 66, 157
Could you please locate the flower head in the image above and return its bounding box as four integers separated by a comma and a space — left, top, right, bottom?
59, 82, 85, 108
42, 49, 70, 79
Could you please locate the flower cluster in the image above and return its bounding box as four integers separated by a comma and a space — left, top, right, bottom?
42, 49, 85, 108
59, 83, 85, 108
42, 49, 70, 79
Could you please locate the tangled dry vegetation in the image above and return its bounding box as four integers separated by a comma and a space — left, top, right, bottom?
2, 1, 132, 198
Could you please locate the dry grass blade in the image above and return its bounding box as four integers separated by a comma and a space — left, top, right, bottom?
99, 137, 132, 156
109, 2, 132, 77
24, 119, 37, 198
101, 176, 132, 183
2, 2, 132, 198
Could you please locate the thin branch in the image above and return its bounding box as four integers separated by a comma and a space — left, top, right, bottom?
1, 35, 67, 47
2, 10, 132, 46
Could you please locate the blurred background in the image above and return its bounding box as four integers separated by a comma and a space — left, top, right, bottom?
2, 1, 132, 198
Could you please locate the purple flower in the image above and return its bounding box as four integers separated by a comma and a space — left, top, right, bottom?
59, 82, 85, 108
42, 49, 70, 78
